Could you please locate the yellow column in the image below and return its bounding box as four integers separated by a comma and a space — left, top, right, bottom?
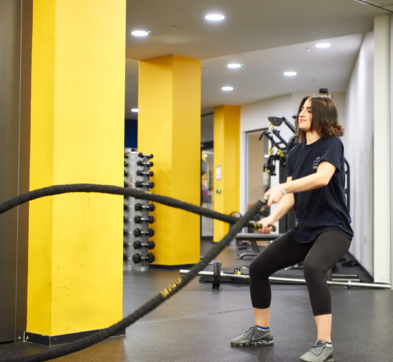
28, 0, 125, 336
213, 106, 241, 241
138, 55, 201, 266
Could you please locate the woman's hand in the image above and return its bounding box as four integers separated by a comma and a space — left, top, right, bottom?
256, 215, 276, 234
264, 185, 285, 207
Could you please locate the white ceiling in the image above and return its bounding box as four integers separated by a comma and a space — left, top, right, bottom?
125, 0, 391, 118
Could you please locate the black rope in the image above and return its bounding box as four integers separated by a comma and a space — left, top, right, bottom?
0, 184, 256, 227
0, 184, 266, 362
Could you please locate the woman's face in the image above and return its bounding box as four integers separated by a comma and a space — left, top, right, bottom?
298, 98, 313, 132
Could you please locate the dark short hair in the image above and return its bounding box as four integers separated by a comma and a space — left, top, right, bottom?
295, 95, 344, 143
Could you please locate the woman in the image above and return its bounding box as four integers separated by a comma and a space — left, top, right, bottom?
230, 95, 353, 362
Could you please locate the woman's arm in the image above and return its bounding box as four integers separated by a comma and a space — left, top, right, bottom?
265, 161, 336, 207
257, 177, 295, 233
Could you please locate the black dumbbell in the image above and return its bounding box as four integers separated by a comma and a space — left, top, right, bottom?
124, 181, 128, 187
124, 161, 129, 167
137, 160, 154, 167
134, 216, 154, 224
123, 253, 130, 261
136, 170, 154, 177
133, 240, 155, 250
123, 241, 131, 248
124, 170, 129, 176
124, 153, 130, 159
135, 203, 155, 211
124, 229, 132, 235
133, 228, 154, 237
124, 204, 129, 211
135, 181, 154, 189
138, 153, 153, 159
132, 253, 155, 264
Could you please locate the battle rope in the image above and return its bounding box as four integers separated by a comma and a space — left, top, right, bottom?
0, 184, 265, 229
0, 184, 266, 362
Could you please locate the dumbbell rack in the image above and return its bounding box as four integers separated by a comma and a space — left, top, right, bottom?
124, 152, 155, 271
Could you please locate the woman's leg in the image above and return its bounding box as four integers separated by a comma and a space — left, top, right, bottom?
302, 230, 351, 342
249, 233, 312, 326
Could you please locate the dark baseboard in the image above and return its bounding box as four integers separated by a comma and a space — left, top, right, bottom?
25, 328, 125, 346
149, 263, 195, 270
201, 236, 213, 241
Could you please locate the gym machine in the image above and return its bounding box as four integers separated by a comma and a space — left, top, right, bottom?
124, 152, 155, 271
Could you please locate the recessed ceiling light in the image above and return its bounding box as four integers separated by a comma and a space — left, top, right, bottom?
284, 72, 297, 76
221, 86, 233, 91
227, 63, 242, 69
315, 43, 331, 48
131, 30, 149, 37
131, 108, 139, 113
205, 14, 225, 21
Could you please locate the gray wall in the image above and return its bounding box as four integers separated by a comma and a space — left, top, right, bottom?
0, 0, 32, 343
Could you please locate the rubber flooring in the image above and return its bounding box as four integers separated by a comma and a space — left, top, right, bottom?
0, 241, 392, 362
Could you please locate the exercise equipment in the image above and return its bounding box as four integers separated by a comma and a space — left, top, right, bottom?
137, 160, 154, 167
135, 181, 154, 189
137, 170, 154, 177
134, 216, 154, 224
138, 152, 153, 159
132, 253, 155, 264
135, 203, 155, 211
133, 228, 154, 237
133, 240, 155, 250
212, 261, 221, 289
124, 151, 155, 271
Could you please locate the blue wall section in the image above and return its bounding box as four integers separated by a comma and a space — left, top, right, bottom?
125, 119, 138, 148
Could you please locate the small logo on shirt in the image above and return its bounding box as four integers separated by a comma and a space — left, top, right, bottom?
313, 156, 321, 169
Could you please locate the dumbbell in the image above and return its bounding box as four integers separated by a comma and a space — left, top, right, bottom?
134, 216, 154, 224
137, 170, 154, 177
133, 228, 154, 237
124, 170, 129, 176
138, 153, 153, 159
124, 161, 129, 167
124, 181, 129, 187
133, 240, 155, 250
137, 160, 154, 167
124, 153, 130, 159
135, 203, 155, 211
124, 204, 129, 211
135, 181, 154, 189
132, 253, 155, 264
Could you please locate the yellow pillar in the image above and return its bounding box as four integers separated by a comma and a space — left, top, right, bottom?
28, 0, 125, 337
213, 106, 240, 241
138, 55, 201, 266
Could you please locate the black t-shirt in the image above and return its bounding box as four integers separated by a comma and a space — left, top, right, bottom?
286, 136, 353, 243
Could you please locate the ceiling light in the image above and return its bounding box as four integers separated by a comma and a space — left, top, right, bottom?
315, 43, 331, 48
131, 108, 139, 113
221, 86, 233, 91
205, 14, 225, 21
131, 30, 149, 37
284, 72, 297, 76
227, 63, 242, 69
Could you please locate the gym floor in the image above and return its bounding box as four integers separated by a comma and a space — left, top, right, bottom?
1, 241, 392, 362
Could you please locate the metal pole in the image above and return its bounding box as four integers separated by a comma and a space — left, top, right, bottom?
180, 270, 392, 289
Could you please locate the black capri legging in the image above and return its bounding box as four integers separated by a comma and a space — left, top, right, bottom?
249, 230, 351, 316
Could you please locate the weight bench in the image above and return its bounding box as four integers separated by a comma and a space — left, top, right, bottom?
235, 233, 282, 259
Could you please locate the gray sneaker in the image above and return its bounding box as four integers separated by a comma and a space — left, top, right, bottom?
300, 339, 334, 362
230, 325, 274, 347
